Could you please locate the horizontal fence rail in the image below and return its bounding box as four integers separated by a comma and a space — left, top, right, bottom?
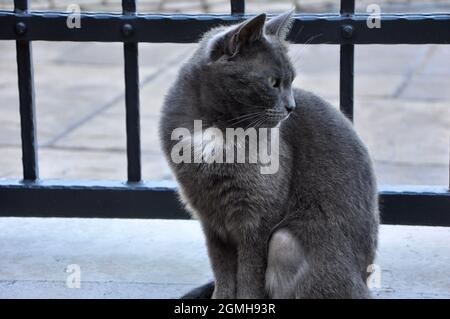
0, 0, 449, 226
0, 180, 449, 227
0, 11, 449, 44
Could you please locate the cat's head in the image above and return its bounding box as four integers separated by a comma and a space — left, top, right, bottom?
194, 11, 296, 128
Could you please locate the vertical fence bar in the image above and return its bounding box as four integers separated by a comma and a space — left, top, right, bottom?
122, 0, 141, 182
231, 0, 245, 15
15, 0, 38, 181
339, 0, 355, 121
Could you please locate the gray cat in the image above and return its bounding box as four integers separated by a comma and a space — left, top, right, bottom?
159, 11, 379, 299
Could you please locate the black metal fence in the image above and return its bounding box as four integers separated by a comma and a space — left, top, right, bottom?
0, 0, 449, 226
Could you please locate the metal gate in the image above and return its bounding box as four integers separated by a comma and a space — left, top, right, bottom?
0, 0, 449, 225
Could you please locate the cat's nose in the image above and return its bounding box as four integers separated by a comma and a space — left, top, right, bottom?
284, 92, 296, 113
285, 101, 296, 113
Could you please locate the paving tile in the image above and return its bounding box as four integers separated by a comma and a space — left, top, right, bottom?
52, 42, 196, 67
295, 72, 405, 101
400, 74, 450, 101
0, 42, 19, 66
356, 74, 405, 98
37, 147, 170, 180
0, 144, 171, 181
294, 73, 339, 100
0, 42, 192, 149
51, 108, 127, 150
355, 45, 430, 75
292, 45, 412, 99
0, 93, 21, 146
0, 43, 21, 145
50, 52, 189, 150
289, 45, 339, 75
421, 45, 450, 76
0, 1, 13, 10
355, 97, 449, 185
374, 161, 448, 186
0, 146, 22, 178
33, 64, 126, 145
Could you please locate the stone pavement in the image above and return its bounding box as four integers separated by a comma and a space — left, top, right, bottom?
0, 218, 448, 299
0, 1, 449, 185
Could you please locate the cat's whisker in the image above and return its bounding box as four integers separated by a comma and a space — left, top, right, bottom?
226, 116, 262, 128
226, 111, 264, 123
216, 111, 259, 124
293, 34, 330, 72
227, 116, 261, 128
292, 25, 305, 44
251, 118, 264, 130
226, 112, 266, 127
223, 113, 260, 125
255, 117, 268, 129
291, 33, 324, 70
236, 114, 260, 130
244, 114, 266, 130
288, 25, 305, 66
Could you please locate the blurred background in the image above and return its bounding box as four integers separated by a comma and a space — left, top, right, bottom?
0, 0, 449, 186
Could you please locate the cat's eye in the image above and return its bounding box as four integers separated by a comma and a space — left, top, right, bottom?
269, 77, 281, 88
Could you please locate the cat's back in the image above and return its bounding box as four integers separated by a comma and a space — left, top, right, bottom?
283, 88, 378, 217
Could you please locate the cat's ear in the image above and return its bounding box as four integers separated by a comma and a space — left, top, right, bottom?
265, 10, 295, 40
209, 13, 266, 60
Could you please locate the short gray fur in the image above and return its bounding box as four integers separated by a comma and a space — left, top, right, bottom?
159, 11, 379, 299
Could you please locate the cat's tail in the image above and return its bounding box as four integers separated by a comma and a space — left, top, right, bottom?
180, 281, 214, 299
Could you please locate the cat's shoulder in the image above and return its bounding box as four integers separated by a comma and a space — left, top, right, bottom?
291, 87, 352, 129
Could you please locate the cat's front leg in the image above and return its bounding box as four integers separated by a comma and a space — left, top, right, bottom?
236, 239, 267, 299
204, 228, 237, 299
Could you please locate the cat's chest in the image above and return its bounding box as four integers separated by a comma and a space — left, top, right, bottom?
172, 129, 291, 239
178, 162, 288, 238
185, 162, 272, 205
